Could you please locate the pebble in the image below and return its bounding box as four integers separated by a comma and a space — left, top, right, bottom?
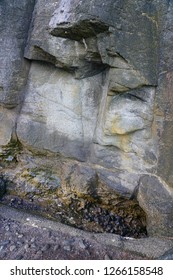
104, 254, 111, 260
9, 245, 16, 252
17, 241, 23, 245
36, 250, 43, 256
53, 245, 60, 251
1, 252, 7, 259
0, 240, 10, 247
5, 226, 10, 231
78, 240, 86, 250
0, 246, 4, 252
5, 155, 14, 162
63, 245, 71, 251
16, 255, 24, 260
42, 244, 51, 252
62, 239, 74, 246
24, 244, 29, 250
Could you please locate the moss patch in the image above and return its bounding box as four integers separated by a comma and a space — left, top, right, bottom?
0, 141, 22, 167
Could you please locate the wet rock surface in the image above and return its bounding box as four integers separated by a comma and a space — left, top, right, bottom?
1, 195, 147, 239
52, 200, 147, 238
0, 149, 147, 240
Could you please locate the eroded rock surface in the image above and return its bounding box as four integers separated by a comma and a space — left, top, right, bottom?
0, 0, 35, 107
138, 175, 173, 237
0, 0, 173, 240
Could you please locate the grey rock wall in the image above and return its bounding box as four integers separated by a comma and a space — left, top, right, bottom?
0, 0, 35, 145
0, 0, 35, 107
0, 0, 173, 237
18, 0, 159, 173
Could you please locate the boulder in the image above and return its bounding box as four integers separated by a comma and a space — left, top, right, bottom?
137, 175, 173, 237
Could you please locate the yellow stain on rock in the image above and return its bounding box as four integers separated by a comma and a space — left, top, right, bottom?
142, 13, 158, 29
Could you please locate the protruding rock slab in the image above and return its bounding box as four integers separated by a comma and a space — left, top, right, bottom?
49, 0, 159, 84
0, 0, 35, 107
137, 175, 173, 237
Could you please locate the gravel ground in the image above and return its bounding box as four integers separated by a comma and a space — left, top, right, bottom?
1, 204, 173, 260
0, 206, 147, 260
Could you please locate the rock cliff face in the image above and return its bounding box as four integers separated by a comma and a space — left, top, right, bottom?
0, 0, 173, 237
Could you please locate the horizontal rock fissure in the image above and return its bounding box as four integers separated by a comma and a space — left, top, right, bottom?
50, 19, 110, 41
